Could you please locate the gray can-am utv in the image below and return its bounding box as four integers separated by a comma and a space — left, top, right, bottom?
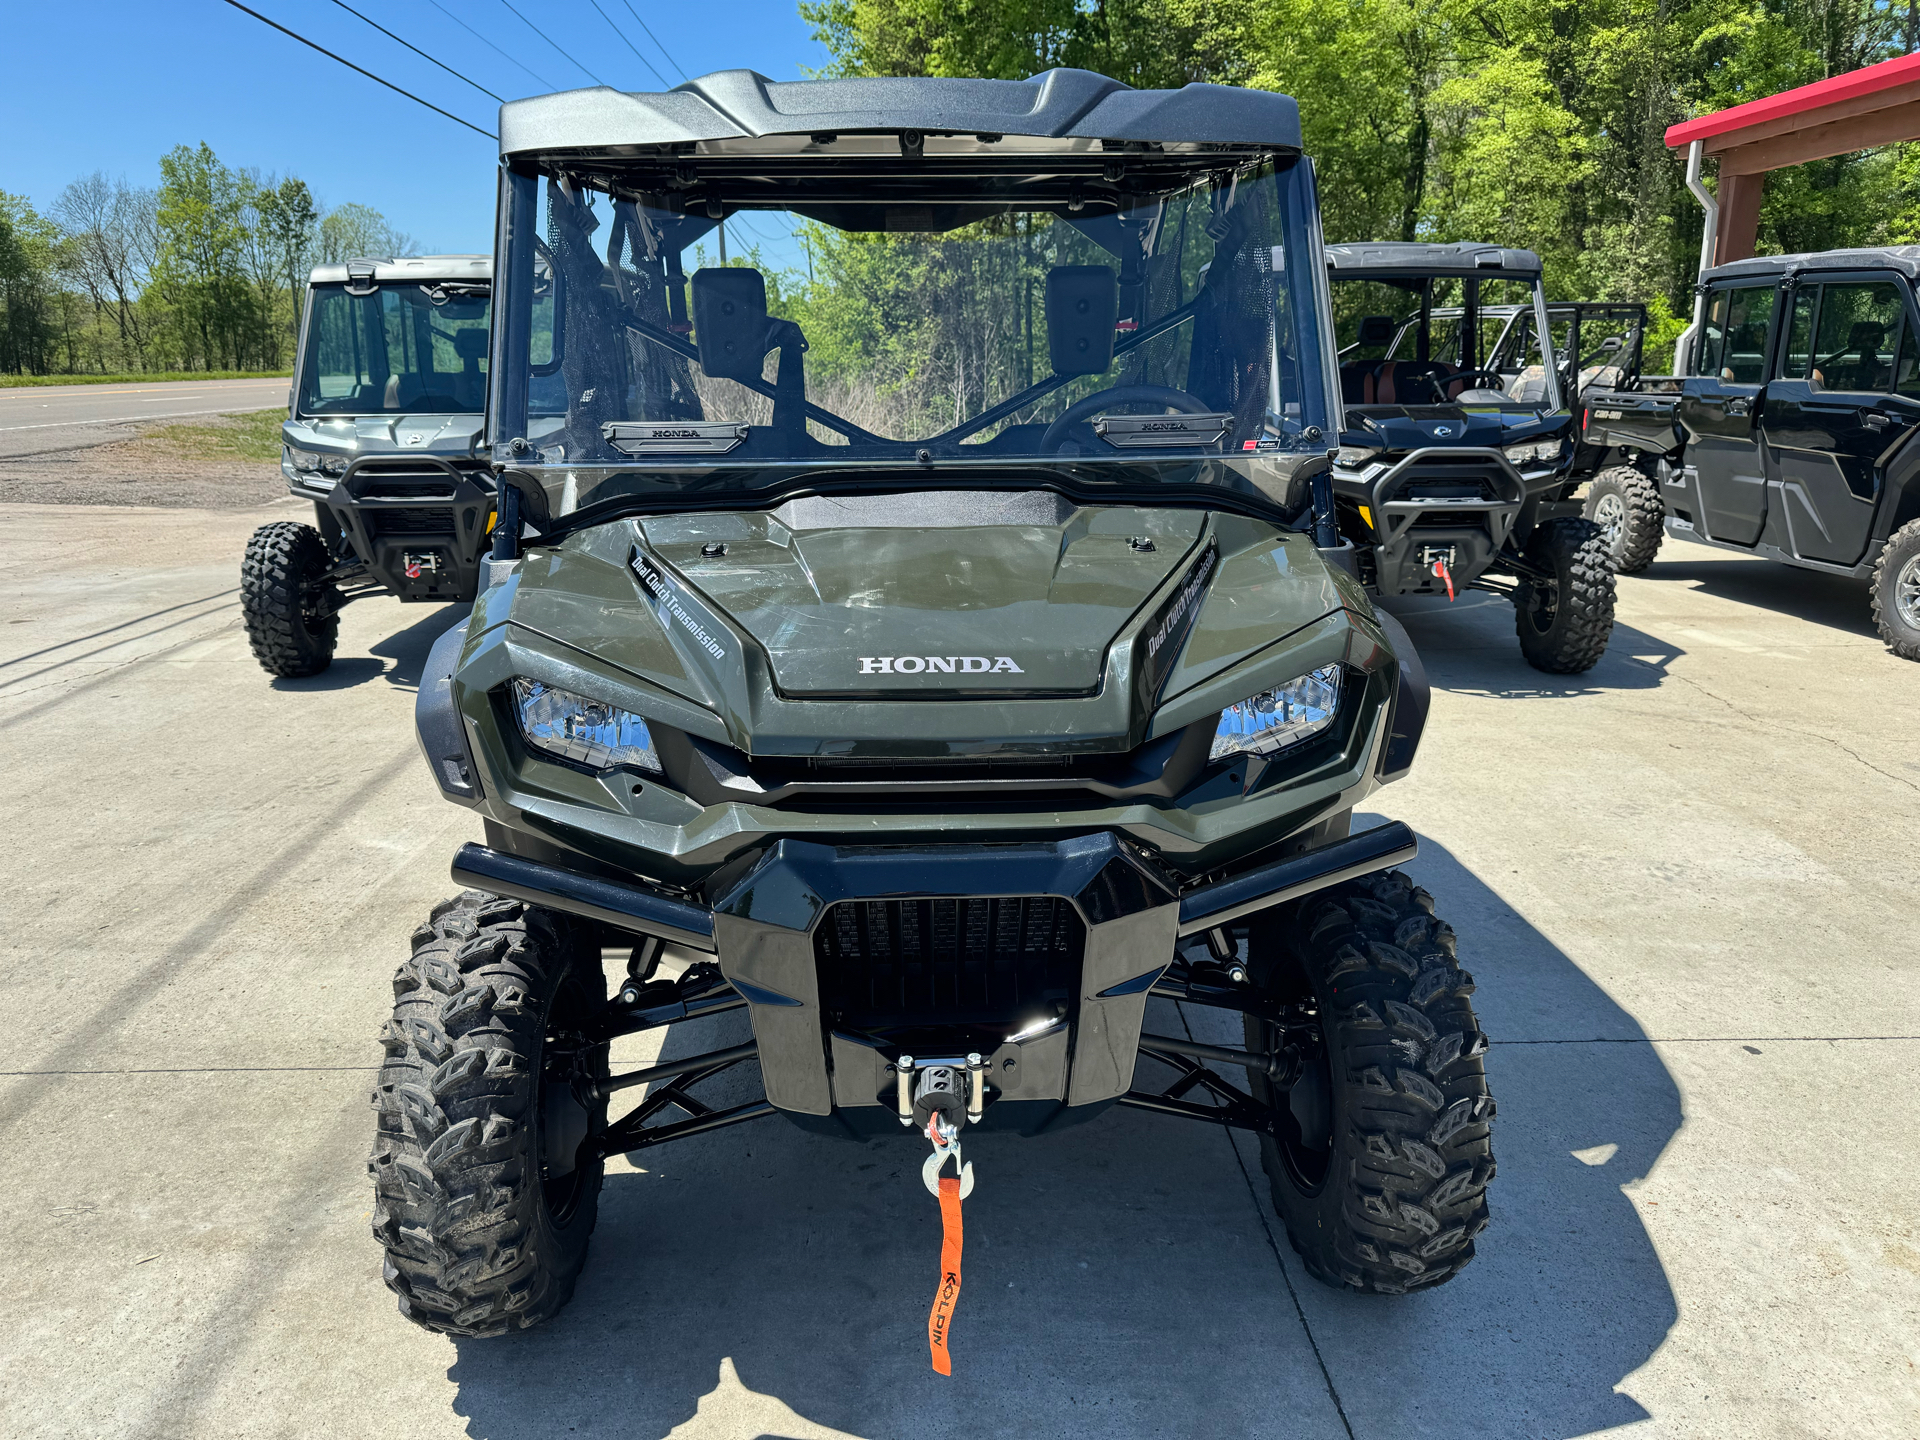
1326, 242, 1616, 672
240, 256, 498, 677
376, 69, 1496, 1345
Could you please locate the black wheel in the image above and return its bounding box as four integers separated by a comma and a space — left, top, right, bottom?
1513, 516, 1615, 673
1583, 465, 1665, 574
240, 521, 340, 677
1243, 869, 1494, 1293
1871, 519, 1919, 661
369, 892, 608, 1337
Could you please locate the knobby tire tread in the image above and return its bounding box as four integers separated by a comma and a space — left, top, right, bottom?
240, 521, 339, 677
1515, 516, 1615, 674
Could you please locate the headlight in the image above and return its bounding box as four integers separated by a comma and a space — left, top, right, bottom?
287, 446, 347, 477
1211, 665, 1342, 763
511, 678, 662, 773
1503, 439, 1560, 464
1335, 445, 1381, 468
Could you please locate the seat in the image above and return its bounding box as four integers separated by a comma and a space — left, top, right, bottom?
1368, 361, 1455, 404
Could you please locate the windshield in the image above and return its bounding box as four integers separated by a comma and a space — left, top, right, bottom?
1330, 275, 1561, 411
491, 152, 1338, 513
298, 282, 491, 417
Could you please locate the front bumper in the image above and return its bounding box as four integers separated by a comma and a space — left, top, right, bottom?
450, 819, 1416, 1129
319, 456, 495, 603
1332, 445, 1565, 595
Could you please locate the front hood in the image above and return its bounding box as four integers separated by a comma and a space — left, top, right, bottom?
503, 491, 1356, 751
285, 413, 481, 456
1343, 407, 1569, 454
640, 492, 1201, 696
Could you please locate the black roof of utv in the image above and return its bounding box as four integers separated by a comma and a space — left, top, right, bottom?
497, 69, 1303, 157
1326, 241, 1543, 280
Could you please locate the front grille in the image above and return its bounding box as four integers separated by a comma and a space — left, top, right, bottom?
359, 478, 457, 500
368, 506, 458, 536
815, 896, 1083, 1027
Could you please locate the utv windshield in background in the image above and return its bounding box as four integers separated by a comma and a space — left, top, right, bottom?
491, 151, 1338, 491
298, 282, 491, 416
1331, 275, 1562, 410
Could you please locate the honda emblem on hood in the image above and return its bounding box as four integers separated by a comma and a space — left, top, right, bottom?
860, 656, 1024, 675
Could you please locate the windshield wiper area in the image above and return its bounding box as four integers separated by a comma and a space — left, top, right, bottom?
1094, 413, 1233, 448
604, 421, 750, 456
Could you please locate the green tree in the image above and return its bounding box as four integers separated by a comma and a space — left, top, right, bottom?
153, 142, 254, 369
0, 191, 64, 374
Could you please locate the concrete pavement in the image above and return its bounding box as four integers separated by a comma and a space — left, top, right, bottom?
0, 378, 290, 459
0, 503, 1913, 1438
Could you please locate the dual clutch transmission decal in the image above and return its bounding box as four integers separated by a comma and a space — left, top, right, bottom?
630, 547, 727, 661
1135, 538, 1218, 708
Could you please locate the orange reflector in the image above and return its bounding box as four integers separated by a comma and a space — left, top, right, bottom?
927, 1174, 964, 1375
1358, 505, 1373, 531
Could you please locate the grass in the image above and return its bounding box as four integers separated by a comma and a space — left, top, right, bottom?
142, 409, 287, 463
0, 370, 291, 388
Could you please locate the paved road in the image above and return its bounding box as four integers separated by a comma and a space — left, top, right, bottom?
0, 503, 1914, 1438
0, 378, 291, 458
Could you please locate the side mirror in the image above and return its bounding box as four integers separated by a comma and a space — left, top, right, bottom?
1045, 266, 1117, 377
691, 268, 771, 381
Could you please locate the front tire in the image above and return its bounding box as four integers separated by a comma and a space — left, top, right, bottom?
1871, 519, 1919, 661
1244, 870, 1495, 1293
1513, 516, 1615, 673
369, 892, 608, 1337
240, 521, 340, 677
1583, 465, 1665, 574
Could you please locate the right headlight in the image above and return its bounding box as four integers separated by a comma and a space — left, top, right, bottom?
1211, 665, 1342, 762
511, 678, 662, 773
1335, 445, 1382, 468
287, 446, 347, 477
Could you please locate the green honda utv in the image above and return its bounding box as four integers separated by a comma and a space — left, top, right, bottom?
377, 68, 1496, 1341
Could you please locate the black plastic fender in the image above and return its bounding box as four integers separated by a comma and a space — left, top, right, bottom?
416, 620, 484, 805
1372, 607, 1429, 784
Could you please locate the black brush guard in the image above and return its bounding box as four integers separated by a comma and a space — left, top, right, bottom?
450, 820, 1417, 1149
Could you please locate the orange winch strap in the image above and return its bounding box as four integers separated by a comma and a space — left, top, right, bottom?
928, 1174, 964, 1375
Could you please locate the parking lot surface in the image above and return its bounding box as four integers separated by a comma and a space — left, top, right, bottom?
0, 499, 1914, 1438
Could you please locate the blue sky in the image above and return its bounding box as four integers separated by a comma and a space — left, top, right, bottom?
3, 0, 831, 255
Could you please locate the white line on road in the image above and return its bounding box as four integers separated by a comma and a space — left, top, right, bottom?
0, 407, 282, 434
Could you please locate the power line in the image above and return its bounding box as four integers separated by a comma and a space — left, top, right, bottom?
216, 0, 496, 140
617, 0, 689, 82
327, 0, 503, 103
422, 0, 558, 92
497, 0, 608, 86
583, 0, 670, 87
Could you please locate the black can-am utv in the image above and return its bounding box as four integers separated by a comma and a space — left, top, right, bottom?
1326, 242, 1616, 672
240, 255, 498, 678
375, 69, 1496, 1345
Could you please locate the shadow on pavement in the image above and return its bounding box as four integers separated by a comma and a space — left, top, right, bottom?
269, 603, 461, 694
1380, 591, 1684, 697
442, 829, 1682, 1439
1632, 550, 1878, 639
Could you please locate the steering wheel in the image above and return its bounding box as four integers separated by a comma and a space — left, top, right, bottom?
1437, 367, 1509, 400
1039, 384, 1217, 453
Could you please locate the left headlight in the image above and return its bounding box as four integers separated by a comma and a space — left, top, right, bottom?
511, 678, 662, 773
1503, 439, 1560, 465
1211, 665, 1342, 763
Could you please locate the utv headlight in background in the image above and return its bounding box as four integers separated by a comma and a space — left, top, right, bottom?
287, 446, 347, 477
1335, 445, 1382, 468
1503, 439, 1560, 465
511, 678, 662, 773
1211, 665, 1342, 762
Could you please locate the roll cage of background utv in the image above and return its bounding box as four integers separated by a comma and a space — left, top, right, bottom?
1324, 241, 1617, 674
374, 69, 1497, 1346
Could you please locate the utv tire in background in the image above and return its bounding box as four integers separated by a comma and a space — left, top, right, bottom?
240, 521, 341, 677
1514, 516, 1616, 673
1583, 465, 1665, 574
1243, 869, 1494, 1293
1871, 519, 1920, 661
370, 891, 609, 1337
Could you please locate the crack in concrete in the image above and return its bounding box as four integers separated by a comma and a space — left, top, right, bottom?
1666, 668, 1917, 790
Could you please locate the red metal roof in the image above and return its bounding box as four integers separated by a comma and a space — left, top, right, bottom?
1666, 52, 1919, 148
